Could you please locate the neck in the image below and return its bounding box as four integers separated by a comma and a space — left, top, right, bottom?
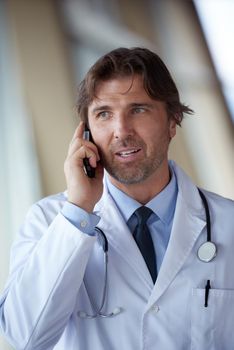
108, 162, 171, 204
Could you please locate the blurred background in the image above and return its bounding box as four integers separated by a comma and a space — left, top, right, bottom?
0, 0, 233, 348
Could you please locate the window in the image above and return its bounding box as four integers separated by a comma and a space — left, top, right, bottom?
194, 0, 234, 122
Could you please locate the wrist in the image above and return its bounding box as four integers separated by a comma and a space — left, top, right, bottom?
62, 201, 100, 234
67, 197, 95, 213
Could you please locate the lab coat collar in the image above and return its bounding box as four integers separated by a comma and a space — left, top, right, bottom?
94, 161, 207, 307
146, 161, 207, 310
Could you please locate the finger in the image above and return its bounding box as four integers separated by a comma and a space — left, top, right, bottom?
69, 145, 99, 168
68, 137, 83, 157
68, 137, 100, 161
70, 121, 85, 145
80, 146, 99, 168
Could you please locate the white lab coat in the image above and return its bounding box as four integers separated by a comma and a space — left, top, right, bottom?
0, 161, 234, 350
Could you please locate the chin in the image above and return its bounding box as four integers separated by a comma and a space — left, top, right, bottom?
107, 166, 152, 185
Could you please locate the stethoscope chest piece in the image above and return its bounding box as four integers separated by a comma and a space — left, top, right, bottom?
197, 241, 217, 262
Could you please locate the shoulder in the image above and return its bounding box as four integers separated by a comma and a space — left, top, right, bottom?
170, 160, 233, 205
201, 189, 234, 216
170, 160, 233, 217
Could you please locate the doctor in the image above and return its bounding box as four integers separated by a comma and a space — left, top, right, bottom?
0, 47, 234, 350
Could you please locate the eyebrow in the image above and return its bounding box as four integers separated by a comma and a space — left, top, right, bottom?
90, 105, 111, 114
129, 103, 154, 109
90, 102, 154, 114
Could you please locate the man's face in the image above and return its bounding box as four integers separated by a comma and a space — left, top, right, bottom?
87, 75, 176, 185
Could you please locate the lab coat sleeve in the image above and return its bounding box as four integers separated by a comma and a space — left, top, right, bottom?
0, 201, 96, 350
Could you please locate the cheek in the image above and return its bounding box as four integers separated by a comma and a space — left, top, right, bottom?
141, 124, 163, 142
89, 120, 114, 150
90, 128, 109, 152
145, 124, 172, 151
89, 121, 103, 144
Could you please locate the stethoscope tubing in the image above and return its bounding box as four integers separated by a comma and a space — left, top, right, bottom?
197, 189, 217, 263
77, 227, 122, 319
77, 188, 217, 318
198, 189, 211, 242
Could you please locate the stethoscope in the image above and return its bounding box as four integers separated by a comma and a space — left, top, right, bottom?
77, 227, 122, 319
197, 189, 217, 262
77, 189, 217, 319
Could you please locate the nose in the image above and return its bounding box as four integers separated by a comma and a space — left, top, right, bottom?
113, 114, 134, 139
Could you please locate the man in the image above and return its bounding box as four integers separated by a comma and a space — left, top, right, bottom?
0, 47, 233, 350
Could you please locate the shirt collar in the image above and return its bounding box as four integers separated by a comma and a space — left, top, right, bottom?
106, 163, 178, 225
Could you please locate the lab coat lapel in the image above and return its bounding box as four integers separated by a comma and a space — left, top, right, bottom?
94, 164, 207, 309
146, 163, 206, 310
95, 182, 153, 291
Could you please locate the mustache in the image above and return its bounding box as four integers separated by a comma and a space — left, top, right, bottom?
109, 136, 145, 152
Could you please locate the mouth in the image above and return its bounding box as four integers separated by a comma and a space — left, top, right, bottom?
115, 148, 141, 158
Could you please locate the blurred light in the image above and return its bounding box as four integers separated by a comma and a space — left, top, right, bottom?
194, 0, 234, 122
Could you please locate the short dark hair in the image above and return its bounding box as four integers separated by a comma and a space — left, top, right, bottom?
76, 47, 193, 125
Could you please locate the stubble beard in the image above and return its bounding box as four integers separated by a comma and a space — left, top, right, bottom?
100, 136, 170, 185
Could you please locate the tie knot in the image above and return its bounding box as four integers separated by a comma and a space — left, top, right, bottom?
134, 206, 153, 226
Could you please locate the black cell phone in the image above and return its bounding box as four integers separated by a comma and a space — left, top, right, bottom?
83, 125, 95, 178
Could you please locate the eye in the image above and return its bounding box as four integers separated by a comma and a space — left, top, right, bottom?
97, 111, 112, 120
132, 107, 146, 114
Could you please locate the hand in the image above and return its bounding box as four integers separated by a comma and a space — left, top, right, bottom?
64, 122, 104, 212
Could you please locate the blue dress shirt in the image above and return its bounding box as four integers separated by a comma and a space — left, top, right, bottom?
62, 164, 178, 272
106, 167, 178, 272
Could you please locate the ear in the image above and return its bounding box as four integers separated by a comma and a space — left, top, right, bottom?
169, 118, 177, 139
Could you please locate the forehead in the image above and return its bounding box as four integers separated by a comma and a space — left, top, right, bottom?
89, 75, 151, 106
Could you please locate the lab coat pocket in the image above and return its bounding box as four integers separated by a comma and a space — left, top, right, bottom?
191, 288, 234, 350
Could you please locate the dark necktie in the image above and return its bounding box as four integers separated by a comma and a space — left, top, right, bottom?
133, 206, 157, 283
